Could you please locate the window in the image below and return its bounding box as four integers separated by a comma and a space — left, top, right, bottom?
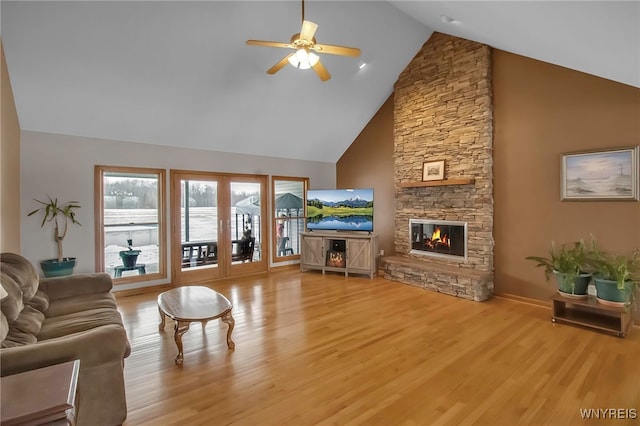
95, 166, 166, 283
272, 176, 308, 262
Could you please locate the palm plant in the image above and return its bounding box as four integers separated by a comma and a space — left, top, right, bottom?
28, 196, 81, 262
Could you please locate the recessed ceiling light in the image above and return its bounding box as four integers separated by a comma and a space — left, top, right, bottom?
358, 61, 367, 70
441, 14, 456, 24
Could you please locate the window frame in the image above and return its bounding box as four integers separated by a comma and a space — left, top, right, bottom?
94, 165, 167, 284
271, 175, 308, 264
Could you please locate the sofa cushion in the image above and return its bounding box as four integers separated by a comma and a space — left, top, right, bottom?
37, 307, 125, 341
45, 292, 117, 318
1, 306, 46, 348
1, 275, 24, 323
0, 313, 7, 342
0, 253, 39, 302
26, 290, 50, 313
39, 273, 113, 301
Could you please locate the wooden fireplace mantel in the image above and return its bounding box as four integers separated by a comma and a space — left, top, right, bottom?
399, 178, 475, 188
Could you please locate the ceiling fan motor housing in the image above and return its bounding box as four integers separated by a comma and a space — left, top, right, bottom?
291, 34, 316, 48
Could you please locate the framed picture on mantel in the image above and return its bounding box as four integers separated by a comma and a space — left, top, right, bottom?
561, 146, 639, 201
422, 160, 445, 181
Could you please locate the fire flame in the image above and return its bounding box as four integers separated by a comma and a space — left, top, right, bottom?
429, 227, 450, 248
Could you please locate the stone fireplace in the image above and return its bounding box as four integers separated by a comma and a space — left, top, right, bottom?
410, 219, 467, 261
381, 32, 495, 302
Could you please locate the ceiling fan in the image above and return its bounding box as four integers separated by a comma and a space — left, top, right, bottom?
246, 0, 361, 81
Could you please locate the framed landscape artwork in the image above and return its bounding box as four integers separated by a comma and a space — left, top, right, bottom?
561, 146, 639, 201
422, 160, 445, 181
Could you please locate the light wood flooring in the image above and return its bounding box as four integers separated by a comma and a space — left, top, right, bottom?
116, 269, 640, 425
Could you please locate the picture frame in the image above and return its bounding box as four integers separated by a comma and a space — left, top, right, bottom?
422, 160, 445, 181
561, 146, 639, 201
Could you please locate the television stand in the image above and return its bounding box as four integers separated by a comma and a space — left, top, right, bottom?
300, 232, 379, 278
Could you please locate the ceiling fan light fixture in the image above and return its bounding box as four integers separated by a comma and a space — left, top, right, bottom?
288, 48, 319, 70
308, 51, 320, 66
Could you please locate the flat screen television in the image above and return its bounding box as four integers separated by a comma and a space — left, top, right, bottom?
306, 188, 373, 232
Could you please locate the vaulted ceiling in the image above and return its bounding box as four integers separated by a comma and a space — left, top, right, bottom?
2, 1, 638, 163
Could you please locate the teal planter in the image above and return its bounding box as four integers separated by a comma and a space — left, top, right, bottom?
119, 250, 141, 268
553, 271, 591, 297
594, 277, 632, 305
40, 258, 77, 278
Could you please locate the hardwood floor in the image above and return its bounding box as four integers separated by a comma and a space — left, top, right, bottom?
116, 269, 640, 425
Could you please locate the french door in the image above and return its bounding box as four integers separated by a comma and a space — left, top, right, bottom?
170, 170, 267, 285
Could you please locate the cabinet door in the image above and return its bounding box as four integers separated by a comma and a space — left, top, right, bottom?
347, 238, 371, 271
301, 236, 324, 267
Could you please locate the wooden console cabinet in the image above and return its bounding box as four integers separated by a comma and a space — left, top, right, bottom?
551, 294, 633, 337
300, 232, 378, 278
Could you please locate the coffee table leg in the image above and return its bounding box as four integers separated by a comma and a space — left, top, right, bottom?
158, 307, 166, 331
221, 310, 235, 349
173, 321, 191, 365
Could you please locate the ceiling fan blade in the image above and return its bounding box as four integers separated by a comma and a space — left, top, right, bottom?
267, 53, 294, 75
246, 40, 293, 49
313, 43, 361, 57
300, 20, 318, 41
312, 60, 331, 81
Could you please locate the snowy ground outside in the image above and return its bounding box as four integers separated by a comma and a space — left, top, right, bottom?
104, 207, 309, 276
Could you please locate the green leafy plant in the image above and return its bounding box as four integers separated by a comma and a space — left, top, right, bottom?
28, 196, 81, 262
590, 242, 640, 291
526, 239, 592, 289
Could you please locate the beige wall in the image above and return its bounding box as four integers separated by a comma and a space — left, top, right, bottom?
493, 50, 640, 300
0, 41, 21, 253
21, 131, 335, 289
337, 95, 395, 257
338, 47, 639, 304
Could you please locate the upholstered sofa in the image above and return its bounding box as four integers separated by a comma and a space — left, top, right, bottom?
1, 253, 131, 426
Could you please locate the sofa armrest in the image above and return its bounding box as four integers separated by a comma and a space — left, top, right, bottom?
39, 273, 113, 301
0, 324, 130, 377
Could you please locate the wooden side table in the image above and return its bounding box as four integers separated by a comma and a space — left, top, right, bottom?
1, 360, 80, 425
551, 294, 633, 337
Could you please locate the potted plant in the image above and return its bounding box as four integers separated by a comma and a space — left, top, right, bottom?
27, 196, 81, 277
590, 243, 640, 306
119, 239, 141, 268
526, 239, 592, 298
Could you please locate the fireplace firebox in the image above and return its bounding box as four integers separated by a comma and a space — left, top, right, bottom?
410, 219, 467, 261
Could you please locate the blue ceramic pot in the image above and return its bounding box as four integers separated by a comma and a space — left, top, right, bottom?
553, 271, 591, 296
40, 258, 77, 278
594, 277, 632, 305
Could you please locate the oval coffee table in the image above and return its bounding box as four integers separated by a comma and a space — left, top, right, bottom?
158, 286, 235, 365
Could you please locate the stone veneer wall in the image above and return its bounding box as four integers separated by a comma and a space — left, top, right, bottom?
386, 32, 494, 300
